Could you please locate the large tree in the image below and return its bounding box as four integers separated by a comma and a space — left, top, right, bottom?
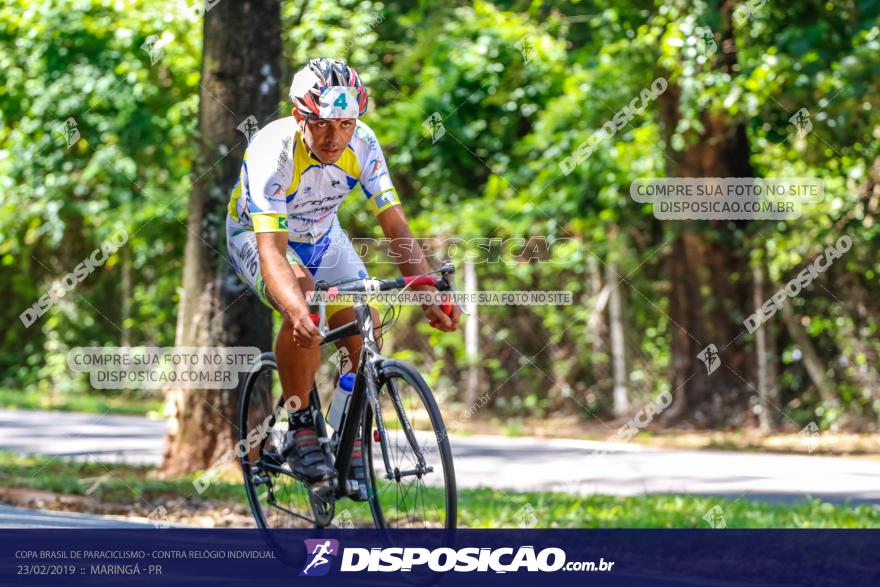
162, 0, 282, 476
660, 4, 754, 427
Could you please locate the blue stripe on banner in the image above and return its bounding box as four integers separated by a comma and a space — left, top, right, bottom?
1, 529, 877, 586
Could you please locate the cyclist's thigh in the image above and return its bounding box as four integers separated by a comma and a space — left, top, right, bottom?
227, 219, 310, 312
317, 226, 384, 349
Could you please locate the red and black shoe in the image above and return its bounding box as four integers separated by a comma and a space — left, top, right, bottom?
281, 426, 335, 484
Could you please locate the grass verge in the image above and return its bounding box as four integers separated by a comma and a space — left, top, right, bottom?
1, 451, 877, 528
0, 388, 164, 417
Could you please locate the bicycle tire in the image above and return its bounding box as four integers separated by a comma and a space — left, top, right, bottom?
362, 359, 457, 529
239, 352, 332, 528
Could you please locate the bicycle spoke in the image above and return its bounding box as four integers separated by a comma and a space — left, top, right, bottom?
241, 360, 319, 529
368, 365, 454, 529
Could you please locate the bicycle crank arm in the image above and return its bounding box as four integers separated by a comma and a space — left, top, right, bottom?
257, 460, 297, 478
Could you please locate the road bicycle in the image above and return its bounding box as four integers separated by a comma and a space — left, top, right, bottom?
238, 262, 459, 529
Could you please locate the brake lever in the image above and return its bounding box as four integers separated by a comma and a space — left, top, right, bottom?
438, 268, 469, 317
310, 282, 330, 337
317, 301, 328, 337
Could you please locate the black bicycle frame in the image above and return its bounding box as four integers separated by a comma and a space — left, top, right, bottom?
326, 302, 381, 495
314, 266, 455, 496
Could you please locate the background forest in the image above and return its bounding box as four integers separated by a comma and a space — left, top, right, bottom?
2, 0, 879, 467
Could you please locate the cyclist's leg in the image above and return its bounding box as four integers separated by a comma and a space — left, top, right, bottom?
273, 265, 321, 414
228, 220, 335, 482
313, 222, 379, 499
227, 219, 319, 413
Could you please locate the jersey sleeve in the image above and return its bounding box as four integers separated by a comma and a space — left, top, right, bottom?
244, 133, 293, 233
355, 124, 401, 216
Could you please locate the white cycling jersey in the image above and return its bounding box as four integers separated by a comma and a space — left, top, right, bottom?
226, 117, 400, 241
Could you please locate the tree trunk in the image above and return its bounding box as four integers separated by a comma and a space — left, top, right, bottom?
752, 262, 773, 432
780, 300, 837, 406
606, 247, 629, 416
463, 260, 480, 405
765, 314, 780, 424
658, 6, 753, 428
586, 253, 609, 385
161, 0, 281, 476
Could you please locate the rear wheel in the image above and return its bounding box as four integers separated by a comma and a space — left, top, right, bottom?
363, 359, 457, 529
239, 353, 334, 528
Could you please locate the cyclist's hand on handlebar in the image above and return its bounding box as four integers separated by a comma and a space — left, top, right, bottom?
424, 300, 460, 332
289, 307, 323, 348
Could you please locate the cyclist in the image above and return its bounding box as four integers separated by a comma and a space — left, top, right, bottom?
226, 58, 460, 499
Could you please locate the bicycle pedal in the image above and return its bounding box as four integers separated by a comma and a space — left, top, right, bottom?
309, 478, 336, 497
262, 451, 284, 467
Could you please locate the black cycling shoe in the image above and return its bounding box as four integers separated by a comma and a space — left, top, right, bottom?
347, 437, 369, 501
281, 427, 335, 484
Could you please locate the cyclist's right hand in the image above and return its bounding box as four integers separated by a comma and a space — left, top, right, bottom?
290, 305, 324, 348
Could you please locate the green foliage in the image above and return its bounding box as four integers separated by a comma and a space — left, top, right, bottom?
1, 0, 879, 429
0, 0, 200, 393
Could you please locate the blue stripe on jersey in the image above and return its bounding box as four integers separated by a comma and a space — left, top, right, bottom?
287, 224, 335, 275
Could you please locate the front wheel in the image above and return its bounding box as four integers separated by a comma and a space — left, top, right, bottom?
363, 359, 457, 529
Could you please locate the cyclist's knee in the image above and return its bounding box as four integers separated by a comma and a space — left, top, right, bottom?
289, 263, 315, 293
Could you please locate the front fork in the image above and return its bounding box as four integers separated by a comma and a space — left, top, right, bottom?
369, 366, 431, 481
337, 303, 432, 492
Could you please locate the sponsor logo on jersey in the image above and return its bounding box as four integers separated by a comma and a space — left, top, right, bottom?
268, 182, 285, 201
290, 193, 345, 211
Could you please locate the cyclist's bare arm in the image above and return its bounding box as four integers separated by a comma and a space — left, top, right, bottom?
255, 232, 323, 347
377, 205, 460, 331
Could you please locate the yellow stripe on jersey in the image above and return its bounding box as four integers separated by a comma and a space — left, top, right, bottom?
252, 213, 288, 233
291, 132, 361, 184
368, 187, 401, 216
227, 180, 242, 222
335, 145, 360, 178
288, 133, 313, 196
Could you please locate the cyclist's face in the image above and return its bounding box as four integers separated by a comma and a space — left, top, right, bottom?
300, 117, 356, 164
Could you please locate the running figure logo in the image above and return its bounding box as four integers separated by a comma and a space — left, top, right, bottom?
696, 344, 721, 375
300, 539, 340, 576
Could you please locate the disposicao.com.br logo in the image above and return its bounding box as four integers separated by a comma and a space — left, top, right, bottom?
301, 539, 615, 574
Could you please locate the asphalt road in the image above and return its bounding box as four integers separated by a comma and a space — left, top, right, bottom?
0, 504, 159, 528
2, 408, 879, 508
